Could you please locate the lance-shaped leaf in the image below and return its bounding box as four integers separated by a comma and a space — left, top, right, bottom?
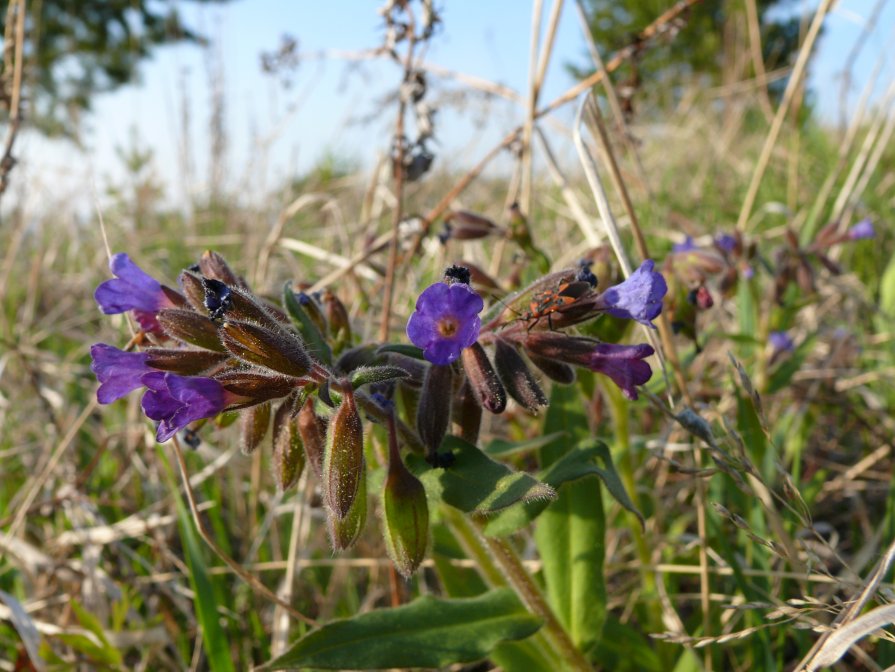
262, 589, 542, 670
349, 365, 409, 389
283, 282, 332, 364
406, 435, 555, 515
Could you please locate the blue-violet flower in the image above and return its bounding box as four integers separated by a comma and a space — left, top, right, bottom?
848, 218, 875, 241
141, 372, 227, 442
769, 330, 795, 355
587, 343, 654, 400
90, 343, 155, 404
715, 234, 737, 253
672, 236, 697, 252
406, 282, 484, 365
598, 260, 668, 328
94, 253, 177, 331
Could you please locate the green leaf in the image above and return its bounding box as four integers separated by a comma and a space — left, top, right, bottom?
407, 435, 556, 515
540, 381, 589, 467
590, 616, 663, 672
484, 432, 566, 457
484, 440, 643, 536
263, 589, 542, 670
534, 475, 607, 654
282, 281, 332, 364
174, 499, 236, 672
880, 252, 895, 316
376, 343, 424, 359
68, 600, 122, 665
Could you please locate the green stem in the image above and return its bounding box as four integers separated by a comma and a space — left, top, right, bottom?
443, 506, 592, 672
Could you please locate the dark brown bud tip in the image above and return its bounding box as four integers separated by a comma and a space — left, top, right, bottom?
177, 270, 208, 314
156, 309, 226, 352
323, 382, 365, 519
220, 319, 311, 377
199, 250, 241, 286
461, 342, 506, 413
494, 338, 547, 412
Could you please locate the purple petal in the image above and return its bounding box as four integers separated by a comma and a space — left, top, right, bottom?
90, 343, 153, 404
94, 253, 168, 314
715, 234, 737, 253
672, 236, 697, 252
768, 331, 795, 353
139, 372, 225, 442
406, 281, 484, 365
446, 283, 485, 317
587, 343, 654, 400
848, 218, 875, 241
599, 260, 668, 328
425, 339, 462, 366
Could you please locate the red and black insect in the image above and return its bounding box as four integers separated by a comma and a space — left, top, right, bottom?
519, 280, 593, 329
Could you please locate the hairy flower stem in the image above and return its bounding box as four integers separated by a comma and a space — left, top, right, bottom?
442, 506, 592, 672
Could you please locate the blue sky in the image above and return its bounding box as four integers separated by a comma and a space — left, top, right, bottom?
17, 0, 895, 211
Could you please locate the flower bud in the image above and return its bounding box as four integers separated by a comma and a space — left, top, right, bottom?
382, 414, 429, 577
144, 348, 229, 375
527, 353, 576, 385
441, 209, 502, 241
328, 467, 367, 550
177, 270, 208, 313
219, 319, 311, 377
454, 379, 482, 444
156, 309, 226, 352
297, 396, 327, 478
493, 338, 547, 412
272, 399, 305, 490
323, 382, 365, 519
416, 364, 453, 460
213, 369, 297, 403
225, 286, 287, 332
240, 401, 271, 455
323, 289, 351, 344
198, 250, 242, 286
460, 342, 506, 414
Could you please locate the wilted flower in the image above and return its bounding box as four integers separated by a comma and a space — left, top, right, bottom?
597, 260, 667, 328
90, 343, 154, 403
406, 281, 484, 365
848, 218, 875, 241
94, 253, 179, 331
141, 372, 227, 442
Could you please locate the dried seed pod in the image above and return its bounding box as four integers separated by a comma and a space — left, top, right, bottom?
328, 467, 367, 550
382, 414, 428, 577
297, 396, 327, 478
240, 401, 271, 455
494, 338, 547, 412
156, 309, 226, 352
144, 348, 229, 375
219, 319, 311, 377
198, 250, 241, 286
461, 342, 506, 413
416, 364, 452, 460
323, 382, 365, 519
272, 398, 305, 490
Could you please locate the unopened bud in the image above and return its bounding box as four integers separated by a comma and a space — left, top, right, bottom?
220, 319, 311, 377
226, 286, 287, 332
214, 369, 297, 403
460, 342, 506, 413
527, 353, 576, 385
454, 379, 482, 444
177, 270, 208, 313
297, 397, 327, 478
382, 413, 429, 576
328, 468, 367, 550
417, 364, 453, 460
442, 210, 501, 241
323, 382, 365, 519
272, 399, 305, 490
157, 309, 226, 352
199, 250, 242, 286
144, 348, 228, 375
323, 289, 351, 344
240, 401, 271, 455
494, 338, 547, 412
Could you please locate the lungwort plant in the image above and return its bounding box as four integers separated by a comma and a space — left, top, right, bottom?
90, 248, 666, 670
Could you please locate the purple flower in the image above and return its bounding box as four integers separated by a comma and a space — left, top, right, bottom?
90, 343, 154, 404
848, 218, 875, 241
141, 372, 227, 442
598, 260, 668, 328
406, 282, 484, 365
672, 236, 697, 252
715, 234, 737, 253
587, 343, 655, 400
769, 330, 795, 355
94, 254, 176, 330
